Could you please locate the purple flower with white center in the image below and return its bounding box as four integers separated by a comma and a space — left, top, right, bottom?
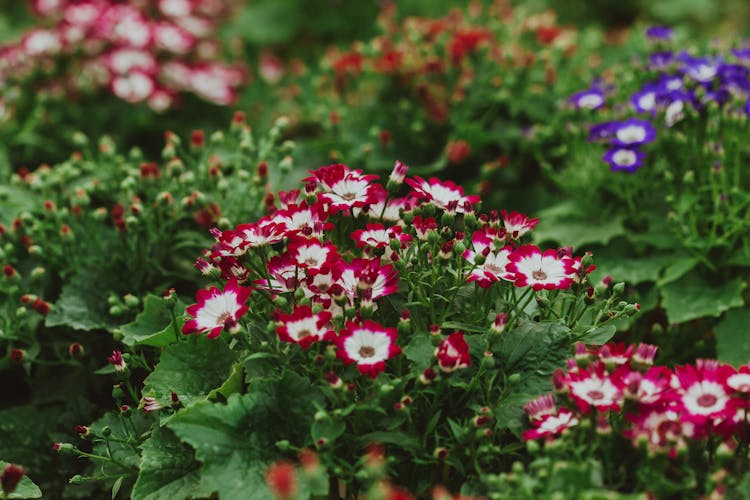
646, 26, 673, 41
658, 74, 683, 92
569, 87, 605, 110
649, 51, 674, 70
681, 55, 720, 83
631, 85, 658, 113
587, 121, 616, 142
611, 118, 656, 146
665, 98, 686, 127
603, 148, 645, 173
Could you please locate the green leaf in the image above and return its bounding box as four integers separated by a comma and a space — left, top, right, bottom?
120, 295, 185, 347
715, 308, 750, 366
168, 372, 323, 499
575, 325, 616, 345
356, 431, 421, 451
142, 336, 238, 408
131, 427, 200, 500
311, 419, 346, 443
533, 203, 625, 248
657, 257, 698, 286
660, 274, 745, 324
403, 334, 434, 372
493, 321, 570, 434
46, 267, 119, 331
0, 461, 42, 498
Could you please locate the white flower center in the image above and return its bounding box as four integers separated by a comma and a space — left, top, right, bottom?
612, 149, 637, 166
616, 125, 647, 144
579, 93, 603, 109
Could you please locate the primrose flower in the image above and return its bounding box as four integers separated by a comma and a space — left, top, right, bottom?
336, 320, 401, 378
567, 363, 623, 413
603, 147, 645, 173
275, 305, 334, 348
505, 245, 577, 291
182, 279, 251, 338
435, 332, 471, 373
673, 362, 736, 428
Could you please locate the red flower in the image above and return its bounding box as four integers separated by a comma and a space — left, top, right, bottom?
182, 279, 251, 339
336, 320, 401, 378
265, 461, 297, 500
435, 332, 471, 373
275, 305, 334, 348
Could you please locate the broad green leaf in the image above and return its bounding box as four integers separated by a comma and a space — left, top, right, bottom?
0, 461, 42, 499
120, 295, 185, 347
575, 325, 616, 345
493, 321, 571, 434
311, 419, 346, 443
168, 372, 323, 499
403, 334, 434, 371
657, 257, 698, 286
715, 308, 750, 366
660, 274, 745, 324
142, 335, 238, 408
533, 216, 626, 248
207, 363, 245, 401
46, 267, 119, 331
131, 427, 200, 500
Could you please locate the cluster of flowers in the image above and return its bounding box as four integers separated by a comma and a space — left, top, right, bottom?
327, 1, 572, 123
183, 160, 591, 377
570, 25, 750, 173
0, 0, 245, 111
524, 341, 750, 456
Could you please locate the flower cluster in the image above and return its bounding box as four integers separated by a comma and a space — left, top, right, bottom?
0, 0, 245, 111
524, 342, 750, 457
571, 25, 750, 173
184, 161, 597, 378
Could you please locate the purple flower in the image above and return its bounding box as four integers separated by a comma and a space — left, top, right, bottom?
646, 26, 673, 41
631, 85, 659, 113
680, 55, 720, 83
587, 121, 617, 142
603, 147, 645, 173
649, 51, 674, 70
611, 118, 657, 146
731, 47, 750, 62
569, 88, 605, 110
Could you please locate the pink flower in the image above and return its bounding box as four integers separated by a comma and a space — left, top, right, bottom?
275, 305, 334, 348
672, 362, 736, 428
567, 363, 622, 413
411, 216, 438, 240
336, 320, 401, 378
107, 350, 127, 371
505, 245, 577, 291
501, 210, 539, 239
524, 393, 557, 421
270, 202, 331, 238
463, 229, 513, 288
334, 258, 399, 301
310, 165, 381, 214
435, 332, 471, 373
351, 223, 412, 250
405, 176, 479, 213
182, 279, 251, 338
111, 71, 155, 103
523, 408, 579, 440
287, 237, 340, 272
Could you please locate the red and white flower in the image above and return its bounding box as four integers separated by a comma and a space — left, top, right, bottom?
182, 279, 251, 338
334, 258, 399, 301
411, 216, 438, 240
673, 362, 735, 427
406, 176, 479, 213
435, 332, 471, 373
505, 245, 577, 291
336, 320, 401, 378
255, 255, 306, 293
501, 210, 539, 239
567, 363, 622, 413
463, 229, 513, 288
275, 305, 334, 348
523, 408, 579, 440
351, 223, 412, 251
287, 237, 340, 272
